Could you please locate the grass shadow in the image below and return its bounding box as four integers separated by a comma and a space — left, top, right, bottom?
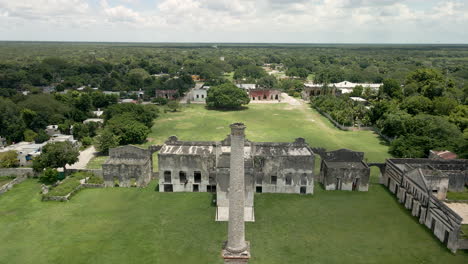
204, 105, 250, 112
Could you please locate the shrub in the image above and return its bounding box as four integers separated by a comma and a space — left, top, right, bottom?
0, 150, 19, 168
87, 175, 104, 184
153, 97, 168, 105
39, 168, 59, 184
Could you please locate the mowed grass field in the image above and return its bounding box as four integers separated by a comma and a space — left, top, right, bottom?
1, 180, 467, 264
4, 102, 462, 263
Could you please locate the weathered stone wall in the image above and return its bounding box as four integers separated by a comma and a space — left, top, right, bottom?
158, 153, 216, 192
0, 168, 35, 177
322, 164, 370, 191
66, 169, 103, 177
0, 176, 27, 195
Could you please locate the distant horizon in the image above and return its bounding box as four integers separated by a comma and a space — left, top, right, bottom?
0, 40, 467, 45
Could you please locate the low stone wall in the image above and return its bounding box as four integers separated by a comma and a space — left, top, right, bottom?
0, 168, 35, 177
42, 181, 104, 202
459, 238, 468, 250
0, 176, 27, 195
65, 169, 103, 177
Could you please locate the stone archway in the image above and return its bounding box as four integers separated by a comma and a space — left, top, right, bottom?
367, 163, 386, 184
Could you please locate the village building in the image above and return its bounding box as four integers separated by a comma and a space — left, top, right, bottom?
302, 81, 382, 100
249, 89, 281, 101
102, 145, 153, 188
236, 83, 257, 90
83, 118, 104, 125
0, 142, 45, 166
155, 89, 178, 99
319, 149, 370, 191
191, 84, 210, 103
382, 158, 468, 252
45, 125, 60, 136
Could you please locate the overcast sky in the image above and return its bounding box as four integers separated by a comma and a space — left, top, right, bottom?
0, 0, 467, 43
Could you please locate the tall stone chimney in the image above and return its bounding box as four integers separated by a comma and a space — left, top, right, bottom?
222, 123, 250, 263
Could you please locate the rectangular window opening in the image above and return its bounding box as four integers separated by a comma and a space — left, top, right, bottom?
271, 176, 277, 185
194, 171, 201, 183
193, 184, 199, 192
256, 186, 263, 193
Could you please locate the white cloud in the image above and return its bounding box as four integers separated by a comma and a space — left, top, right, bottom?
0, 0, 467, 42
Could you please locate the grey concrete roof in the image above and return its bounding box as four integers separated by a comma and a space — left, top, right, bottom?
324, 161, 367, 169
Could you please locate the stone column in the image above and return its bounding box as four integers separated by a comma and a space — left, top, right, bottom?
222, 123, 250, 263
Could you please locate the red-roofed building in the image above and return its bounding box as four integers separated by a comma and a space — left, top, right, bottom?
249, 89, 281, 101
429, 150, 458, 160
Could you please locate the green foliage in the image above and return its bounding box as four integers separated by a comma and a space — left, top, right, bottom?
401, 96, 432, 115
94, 129, 119, 155
33, 142, 79, 171
23, 129, 38, 142
39, 168, 59, 184
432, 97, 458, 116
106, 114, 150, 145
152, 97, 168, 105
381, 79, 402, 99
0, 97, 26, 142
405, 68, 447, 99
389, 115, 464, 158
349, 85, 364, 97
0, 150, 19, 168
206, 83, 250, 109
286, 67, 309, 78
311, 96, 369, 126
87, 175, 104, 184
44, 172, 91, 197
34, 130, 50, 143
449, 105, 468, 131
104, 103, 158, 128
256, 75, 278, 89
166, 100, 180, 112
233, 65, 267, 80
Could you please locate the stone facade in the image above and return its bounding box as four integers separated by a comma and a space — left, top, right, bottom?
158, 136, 315, 196
155, 89, 178, 99
248, 89, 281, 101
320, 149, 370, 191
102, 145, 153, 187
382, 158, 468, 253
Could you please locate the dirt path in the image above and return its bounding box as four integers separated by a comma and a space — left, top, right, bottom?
68, 146, 97, 169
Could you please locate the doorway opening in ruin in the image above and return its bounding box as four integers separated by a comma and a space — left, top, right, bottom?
252, 97, 255, 100
164, 171, 171, 183
113, 176, 120, 187
301, 174, 307, 185
335, 178, 342, 190
394, 184, 399, 194
258, 96, 261, 100
179, 171, 187, 184
275, 94, 279, 100
207, 185, 216, 193
285, 175, 292, 185
271, 176, 277, 185
256, 186, 262, 193
300, 186, 306, 194
443, 230, 450, 245
431, 219, 436, 232
194, 171, 201, 183
193, 184, 199, 192
263, 95, 267, 100
164, 184, 173, 192
130, 177, 137, 187
387, 177, 390, 187
352, 178, 360, 191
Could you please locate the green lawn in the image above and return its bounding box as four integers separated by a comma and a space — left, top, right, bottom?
0, 180, 466, 264
447, 188, 468, 200
0, 176, 14, 186
89, 103, 391, 177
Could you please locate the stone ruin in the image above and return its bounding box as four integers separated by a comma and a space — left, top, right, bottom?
102, 145, 153, 187
319, 149, 370, 191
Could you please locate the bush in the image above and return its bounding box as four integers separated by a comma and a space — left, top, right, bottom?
87, 175, 104, 184
39, 168, 59, 184
0, 150, 19, 168
81, 136, 93, 147
152, 97, 168, 105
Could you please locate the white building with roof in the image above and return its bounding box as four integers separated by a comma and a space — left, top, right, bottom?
191, 85, 210, 103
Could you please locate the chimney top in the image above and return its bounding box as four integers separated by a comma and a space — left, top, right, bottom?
230, 123, 246, 136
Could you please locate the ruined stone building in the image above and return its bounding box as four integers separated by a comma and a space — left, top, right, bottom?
382, 158, 468, 253
158, 136, 315, 195
319, 149, 370, 191
102, 145, 153, 187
